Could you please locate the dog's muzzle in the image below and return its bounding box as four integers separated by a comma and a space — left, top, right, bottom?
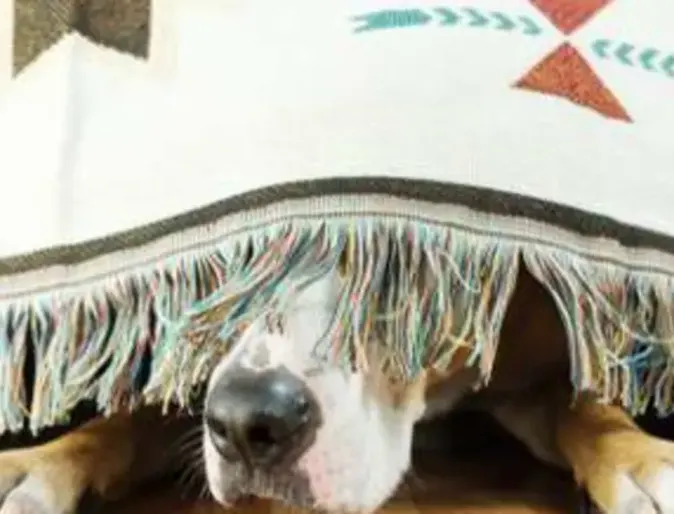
204, 366, 321, 473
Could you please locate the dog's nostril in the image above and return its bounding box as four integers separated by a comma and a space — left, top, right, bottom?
294, 396, 311, 418
247, 423, 276, 447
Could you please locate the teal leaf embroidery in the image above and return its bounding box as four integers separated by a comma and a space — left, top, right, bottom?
639, 48, 658, 71
662, 55, 674, 77
520, 16, 543, 36
592, 39, 611, 58
353, 6, 543, 37
434, 7, 459, 26
352, 9, 433, 33
492, 12, 516, 32
590, 39, 674, 79
463, 7, 488, 27
615, 42, 635, 66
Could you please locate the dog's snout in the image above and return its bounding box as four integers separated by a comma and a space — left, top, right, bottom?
205, 367, 319, 469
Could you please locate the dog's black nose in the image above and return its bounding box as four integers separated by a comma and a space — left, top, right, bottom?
204, 367, 320, 469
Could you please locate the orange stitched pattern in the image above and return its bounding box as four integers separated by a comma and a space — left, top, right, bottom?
529, 0, 612, 35
515, 0, 632, 122
515, 43, 631, 122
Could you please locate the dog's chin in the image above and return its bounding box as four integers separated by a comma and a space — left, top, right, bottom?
205, 462, 317, 508
203, 431, 408, 513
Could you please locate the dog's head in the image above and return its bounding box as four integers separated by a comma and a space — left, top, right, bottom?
201, 270, 469, 512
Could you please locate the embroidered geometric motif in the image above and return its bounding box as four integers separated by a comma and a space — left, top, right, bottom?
513, 0, 632, 122
528, 0, 612, 35
13, 0, 150, 76
351, 2, 673, 123
515, 43, 631, 122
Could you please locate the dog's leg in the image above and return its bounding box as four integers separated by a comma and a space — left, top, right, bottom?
491, 388, 674, 514
0, 407, 194, 514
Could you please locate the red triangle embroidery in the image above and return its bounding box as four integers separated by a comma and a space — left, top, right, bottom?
529, 0, 613, 35
514, 43, 631, 122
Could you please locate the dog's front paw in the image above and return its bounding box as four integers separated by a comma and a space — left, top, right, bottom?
583, 432, 674, 514
0, 446, 89, 514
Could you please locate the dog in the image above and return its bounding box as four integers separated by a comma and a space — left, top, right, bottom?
0, 264, 673, 514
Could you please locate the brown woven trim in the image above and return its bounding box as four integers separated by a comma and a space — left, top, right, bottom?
1, 177, 673, 277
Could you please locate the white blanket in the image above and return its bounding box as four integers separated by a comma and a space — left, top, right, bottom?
1, 0, 673, 433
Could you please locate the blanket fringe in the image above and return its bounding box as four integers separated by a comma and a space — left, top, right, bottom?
524, 249, 674, 416
1, 218, 674, 434
143, 222, 520, 411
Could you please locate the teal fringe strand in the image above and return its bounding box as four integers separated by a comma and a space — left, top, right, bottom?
3, 217, 674, 434
143, 221, 519, 411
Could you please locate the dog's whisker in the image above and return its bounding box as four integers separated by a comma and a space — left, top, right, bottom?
175, 438, 204, 456
175, 437, 202, 451
173, 424, 204, 446
185, 472, 206, 497
175, 451, 208, 499
176, 442, 205, 466
198, 482, 211, 500
170, 425, 205, 461
171, 425, 207, 499
172, 440, 201, 458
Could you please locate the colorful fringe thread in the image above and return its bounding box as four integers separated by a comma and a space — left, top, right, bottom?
1, 217, 674, 434
525, 250, 674, 416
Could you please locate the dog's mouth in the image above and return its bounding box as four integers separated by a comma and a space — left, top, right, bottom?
223, 465, 317, 508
